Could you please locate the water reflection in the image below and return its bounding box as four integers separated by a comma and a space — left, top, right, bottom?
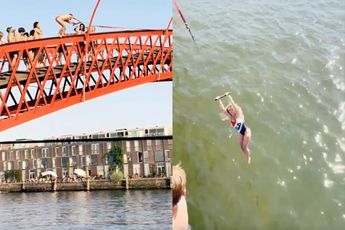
0, 190, 171, 230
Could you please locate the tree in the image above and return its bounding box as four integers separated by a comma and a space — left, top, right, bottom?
107, 142, 123, 172
5, 170, 22, 182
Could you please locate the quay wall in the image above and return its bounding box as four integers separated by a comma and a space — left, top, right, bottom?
0, 178, 170, 193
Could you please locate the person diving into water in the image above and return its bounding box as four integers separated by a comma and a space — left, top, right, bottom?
215, 92, 252, 164
55, 14, 82, 37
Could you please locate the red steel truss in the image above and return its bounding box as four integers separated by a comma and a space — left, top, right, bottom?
0, 29, 172, 131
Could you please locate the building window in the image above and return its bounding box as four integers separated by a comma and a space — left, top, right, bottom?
134, 141, 139, 151
79, 145, 83, 155
149, 129, 157, 136
7, 162, 13, 170
144, 151, 149, 163
15, 151, 20, 160
91, 155, 98, 166
157, 162, 166, 176
62, 146, 67, 156
3, 162, 6, 171
91, 144, 99, 155
24, 150, 29, 159
32, 160, 36, 169
52, 158, 56, 168
61, 157, 69, 168
154, 151, 164, 162
81, 156, 87, 167
29, 170, 35, 179
1, 152, 5, 161
147, 140, 152, 151
42, 148, 49, 158
72, 156, 77, 167
107, 142, 112, 151
155, 140, 162, 151
126, 141, 131, 152
168, 139, 173, 145
30, 149, 35, 159
137, 152, 143, 163
42, 159, 48, 168
157, 128, 164, 136
71, 146, 76, 156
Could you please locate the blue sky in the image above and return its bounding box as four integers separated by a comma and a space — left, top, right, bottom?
0, 0, 172, 140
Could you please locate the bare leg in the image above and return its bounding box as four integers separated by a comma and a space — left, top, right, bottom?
239, 134, 249, 163
241, 128, 252, 164
58, 27, 66, 37
56, 18, 67, 37
10, 54, 18, 71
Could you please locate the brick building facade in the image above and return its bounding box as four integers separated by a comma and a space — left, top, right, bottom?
0, 127, 172, 182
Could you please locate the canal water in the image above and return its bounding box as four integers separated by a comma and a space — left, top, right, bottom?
173, 0, 345, 229
0, 190, 171, 229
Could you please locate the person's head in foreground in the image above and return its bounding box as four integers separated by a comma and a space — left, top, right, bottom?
172, 163, 189, 230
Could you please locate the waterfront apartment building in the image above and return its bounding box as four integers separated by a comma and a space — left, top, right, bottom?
0, 126, 172, 182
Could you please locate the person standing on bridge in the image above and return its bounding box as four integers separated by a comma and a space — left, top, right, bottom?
33, 21, 43, 39
215, 92, 252, 164
6, 27, 17, 70
0, 31, 5, 45
55, 13, 82, 37
6, 26, 16, 43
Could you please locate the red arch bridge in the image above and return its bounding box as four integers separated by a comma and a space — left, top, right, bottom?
0, 29, 172, 131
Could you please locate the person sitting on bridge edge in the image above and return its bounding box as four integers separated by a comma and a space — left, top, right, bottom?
55, 13, 82, 37
16, 27, 27, 42
74, 23, 86, 35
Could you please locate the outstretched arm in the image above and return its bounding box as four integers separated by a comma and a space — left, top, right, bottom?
227, 94, 236, 107
68, 16, 82, 25
217, 99, 226, 111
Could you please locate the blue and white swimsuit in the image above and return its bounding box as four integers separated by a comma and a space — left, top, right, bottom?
231, 120, 247, 136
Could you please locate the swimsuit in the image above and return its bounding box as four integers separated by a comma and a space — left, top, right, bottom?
230, 120, 247, 136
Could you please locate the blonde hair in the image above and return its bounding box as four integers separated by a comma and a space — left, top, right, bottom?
172, 162, 186, 206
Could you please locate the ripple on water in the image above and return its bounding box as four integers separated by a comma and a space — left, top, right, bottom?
334, 102, 345, 130
323, 173, 334, 188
